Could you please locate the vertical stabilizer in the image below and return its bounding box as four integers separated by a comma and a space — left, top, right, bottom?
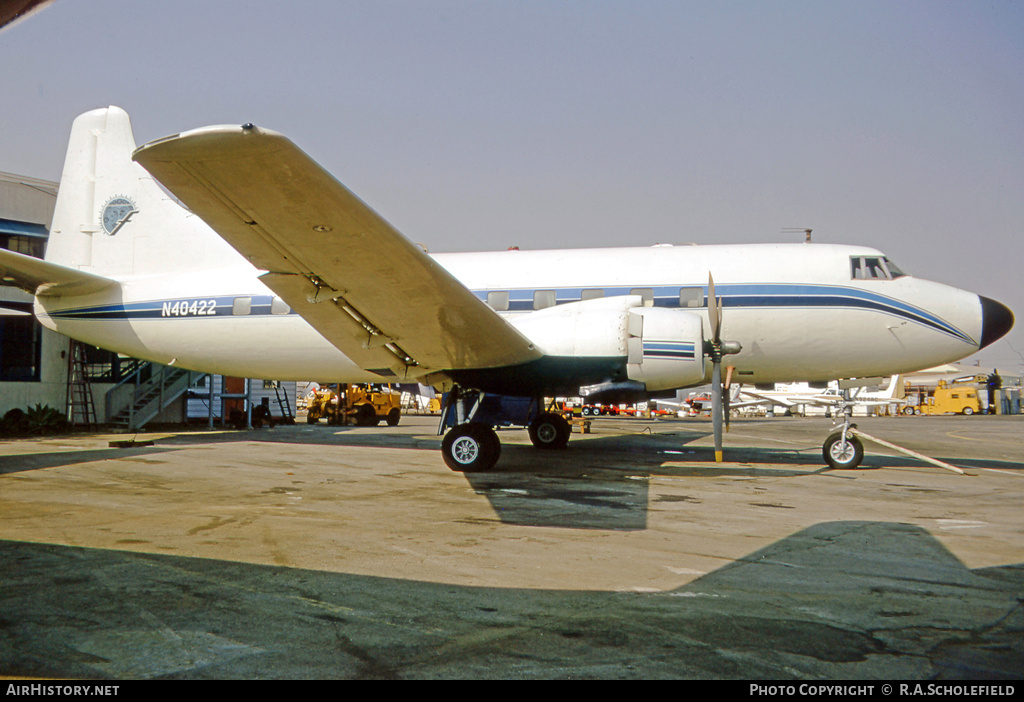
888, 374, 905, 400
46, 106, 243, 278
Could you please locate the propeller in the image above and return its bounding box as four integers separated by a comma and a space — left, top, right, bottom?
724, 364, 734, 431
706, 274, 741, 462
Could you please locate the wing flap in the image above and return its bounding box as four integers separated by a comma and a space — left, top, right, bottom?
0, 248, 116, 297
133, 125, 541, 374
258, 271, 417, 377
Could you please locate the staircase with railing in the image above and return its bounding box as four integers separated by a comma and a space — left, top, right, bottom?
106, 363, 206, 430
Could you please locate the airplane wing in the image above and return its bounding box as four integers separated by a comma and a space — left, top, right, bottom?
736, 390, 841, 408
0, 247, 117, 297
727, 396, 775, 410
735, 391, 800, 408
133, 124, 542, 379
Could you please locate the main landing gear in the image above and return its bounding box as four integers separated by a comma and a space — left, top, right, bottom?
438, 389, 569, 472
441, 422, 501, 472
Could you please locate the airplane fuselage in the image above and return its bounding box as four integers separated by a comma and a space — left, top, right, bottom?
34, 242, 986, 394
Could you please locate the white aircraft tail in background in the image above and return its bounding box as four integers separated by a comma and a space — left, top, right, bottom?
0, 106, 1014, 471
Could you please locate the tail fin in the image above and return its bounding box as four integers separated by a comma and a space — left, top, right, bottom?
886, 374, 905, 400
46, 106, 242, 278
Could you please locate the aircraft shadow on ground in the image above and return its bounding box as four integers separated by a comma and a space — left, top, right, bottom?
3, 423, 1020, 477
2, 521, 1020, 680
4, 425, 1018, 532
0, 445, 183, 476
171, 420, 1024, 472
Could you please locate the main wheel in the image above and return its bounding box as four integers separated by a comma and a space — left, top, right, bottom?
528, 412, 570, 450
442, 423, 500, 472
823, 432, 865, 469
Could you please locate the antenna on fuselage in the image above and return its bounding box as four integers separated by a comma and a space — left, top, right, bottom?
783, 227, 813, 243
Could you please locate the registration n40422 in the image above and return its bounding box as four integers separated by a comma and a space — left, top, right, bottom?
161, 299, 217, 317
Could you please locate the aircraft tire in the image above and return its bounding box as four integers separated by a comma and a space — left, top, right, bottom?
823, 433, 864, 470
442, 423, 500, 472
528, 412, 570, 450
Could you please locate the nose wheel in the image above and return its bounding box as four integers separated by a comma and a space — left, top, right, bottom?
823, 429, 864, 469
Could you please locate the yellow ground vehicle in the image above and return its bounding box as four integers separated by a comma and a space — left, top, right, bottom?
305, 384, 402, 426
905, 381, 981, 416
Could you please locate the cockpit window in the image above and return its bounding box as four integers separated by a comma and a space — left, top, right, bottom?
850, 256, 906, 280
883, 258, 907, 278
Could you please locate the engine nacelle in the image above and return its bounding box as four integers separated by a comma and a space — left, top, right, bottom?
508, 297, 707, 392
625, 307, 706, 391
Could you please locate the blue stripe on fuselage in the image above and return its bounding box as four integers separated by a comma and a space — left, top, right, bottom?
474, 283, 975, 345
46, 283, 976, 345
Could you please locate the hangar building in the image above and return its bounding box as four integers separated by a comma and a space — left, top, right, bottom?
0, 170, 296, 428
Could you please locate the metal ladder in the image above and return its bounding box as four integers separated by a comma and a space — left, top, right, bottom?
66, 340, 97, 428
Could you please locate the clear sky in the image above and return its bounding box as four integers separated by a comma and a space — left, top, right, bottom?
2, 0, 1021, 374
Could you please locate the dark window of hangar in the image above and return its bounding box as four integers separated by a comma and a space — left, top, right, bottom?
0, 218, 48, 259
0, 301, 41, 381
0, 219, 49, 381
79, 345, 145, 384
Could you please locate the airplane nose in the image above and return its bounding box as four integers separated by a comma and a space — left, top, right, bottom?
978, 296, 1014, 349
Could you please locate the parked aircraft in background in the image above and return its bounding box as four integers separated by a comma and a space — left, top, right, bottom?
0, 107, 1014, 470
733, 375, 907, 416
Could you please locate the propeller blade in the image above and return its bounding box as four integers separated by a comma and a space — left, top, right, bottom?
707, 273, 720, 342
707, 273, 739, 462
711, 357, 723, 462
724, 365, 734, 431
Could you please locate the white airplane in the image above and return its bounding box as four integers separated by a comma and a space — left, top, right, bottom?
0, 107, 1015, 471
734, 374, 907, 416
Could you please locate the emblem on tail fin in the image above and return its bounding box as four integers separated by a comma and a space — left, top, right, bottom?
100, 196, 137, 235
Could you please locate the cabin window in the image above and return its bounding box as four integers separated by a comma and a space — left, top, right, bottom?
232, 297, 252, 315
679, 287, 703, 308
533, 290, 556, 310
486, 291, 509, 311
271, 297, 291, 315
630, 288, 654, 306
580, 288, 605, 301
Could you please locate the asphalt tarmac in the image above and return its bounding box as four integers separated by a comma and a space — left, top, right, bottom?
0, 414, 1021, 679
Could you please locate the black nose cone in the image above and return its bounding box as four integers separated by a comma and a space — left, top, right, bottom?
979, 296, 1014, 349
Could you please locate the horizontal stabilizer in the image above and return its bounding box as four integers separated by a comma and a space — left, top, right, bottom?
0, 306, 30, 316
0, 247, 117, 297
